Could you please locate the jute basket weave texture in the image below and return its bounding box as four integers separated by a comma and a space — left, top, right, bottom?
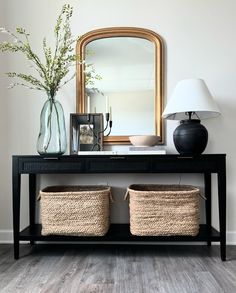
39, 185, 112, 236
126, 184, 200, 236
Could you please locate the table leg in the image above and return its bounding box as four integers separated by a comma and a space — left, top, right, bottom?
29, 174, 36, 246
218, 164, 226, 261
12, 157, 21, 260
204, 173, 212, 246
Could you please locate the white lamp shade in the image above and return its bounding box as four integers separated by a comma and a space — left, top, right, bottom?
162, 79, 221, 120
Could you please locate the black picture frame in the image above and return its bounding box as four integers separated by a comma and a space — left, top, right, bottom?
70, 113, 104, 154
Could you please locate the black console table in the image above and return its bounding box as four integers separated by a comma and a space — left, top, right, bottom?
12, 154, 226, 260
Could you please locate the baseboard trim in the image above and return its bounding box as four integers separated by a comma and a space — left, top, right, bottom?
0, 230, 13, 243
226, 231, 236, 245
0, 230, 235, 244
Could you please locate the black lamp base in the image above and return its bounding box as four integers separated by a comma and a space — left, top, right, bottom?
173, 119, 208, 156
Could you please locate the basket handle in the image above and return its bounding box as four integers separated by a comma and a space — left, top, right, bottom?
109, 189, 115, 203
124, 189, 129, 200
199, 192, 207, 200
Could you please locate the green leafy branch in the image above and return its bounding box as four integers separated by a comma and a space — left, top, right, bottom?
0, 4, 79, 98
85, 63, 102, 87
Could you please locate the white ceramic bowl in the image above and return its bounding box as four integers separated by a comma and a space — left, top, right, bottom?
129, 135, 160, 147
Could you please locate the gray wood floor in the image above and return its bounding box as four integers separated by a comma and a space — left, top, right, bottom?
0, 244, 235, 293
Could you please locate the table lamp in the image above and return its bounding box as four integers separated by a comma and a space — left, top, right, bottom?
162, 79, 221, 155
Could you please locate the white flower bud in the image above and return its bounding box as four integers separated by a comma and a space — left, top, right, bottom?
7, 83, 14, 89
0, 27, 7, 33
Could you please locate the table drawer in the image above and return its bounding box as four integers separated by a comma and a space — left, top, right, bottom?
87, 156, 151, 172
19, 160, 85, 173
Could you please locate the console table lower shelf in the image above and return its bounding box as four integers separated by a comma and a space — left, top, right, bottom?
13, 154, 226, 260
20, 224, 220, 242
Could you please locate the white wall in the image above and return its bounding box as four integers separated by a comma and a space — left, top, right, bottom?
0, 0, 236, 243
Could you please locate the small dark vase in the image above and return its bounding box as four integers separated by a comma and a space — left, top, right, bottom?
173, 119, 208, 156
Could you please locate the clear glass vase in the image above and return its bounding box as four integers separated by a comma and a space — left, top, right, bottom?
37, 97, 67, 156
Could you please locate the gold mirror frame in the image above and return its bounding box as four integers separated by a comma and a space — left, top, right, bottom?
76, 27, 164, 144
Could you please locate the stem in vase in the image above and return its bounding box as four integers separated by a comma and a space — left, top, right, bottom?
43, 99, 53, 153
54, 101, 62, 152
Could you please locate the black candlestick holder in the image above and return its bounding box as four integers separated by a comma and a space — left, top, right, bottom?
87, 113, 112, 151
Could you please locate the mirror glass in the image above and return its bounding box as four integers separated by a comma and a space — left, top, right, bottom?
76, 28, 164, 144
85, 37, 155, 136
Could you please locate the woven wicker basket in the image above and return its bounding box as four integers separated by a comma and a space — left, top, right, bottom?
39, 185, 112, 236
126, 184, 200, 236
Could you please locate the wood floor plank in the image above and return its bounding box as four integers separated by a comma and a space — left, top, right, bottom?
115, 253, 145, 293
77, 283, 116, 293
78, 248, 116, 286
202, 254, 236, 292
138, 255, 161, 293
35, 249, 89, 293
0, 244, 235, 293
193, 271, 225, 293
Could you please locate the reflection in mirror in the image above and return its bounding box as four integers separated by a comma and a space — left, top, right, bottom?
86, 37, 155, 135
76, 27, 164, 144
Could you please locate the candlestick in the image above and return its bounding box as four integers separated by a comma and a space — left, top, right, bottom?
109, 106, 112, 121
86, 113, 113, 151
106, 96, 109, 113
87, 96, 90, 114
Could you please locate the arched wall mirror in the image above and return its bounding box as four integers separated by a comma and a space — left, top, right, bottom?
76, 27, 164, 144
